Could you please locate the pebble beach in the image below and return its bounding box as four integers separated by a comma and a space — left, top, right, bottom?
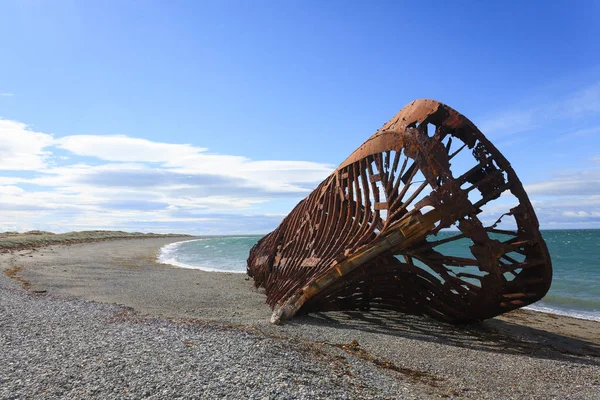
1, 237, 599, 399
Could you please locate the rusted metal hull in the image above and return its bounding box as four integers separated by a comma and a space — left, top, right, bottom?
247, 99, 552, 324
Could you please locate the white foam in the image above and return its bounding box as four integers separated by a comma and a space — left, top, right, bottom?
157, 239, 246, 274
524, 304, 600, 322
158, 240, 600, 318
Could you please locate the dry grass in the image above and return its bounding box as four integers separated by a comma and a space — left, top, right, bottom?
0, 230, 191, 253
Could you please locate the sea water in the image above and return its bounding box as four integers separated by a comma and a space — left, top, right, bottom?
525, 230, 600, 321
158, 230, 600, 321
158, 236, 260, 273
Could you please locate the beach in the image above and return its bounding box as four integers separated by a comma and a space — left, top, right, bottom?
1, 237, 599, 399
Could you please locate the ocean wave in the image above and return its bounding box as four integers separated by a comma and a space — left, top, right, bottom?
539, 294, 600, 307
157, 239, 246, 274
524, 304, 600, 322
157, 232, 600, 321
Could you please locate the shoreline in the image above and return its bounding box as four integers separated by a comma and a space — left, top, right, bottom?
2, 237, 599, 398
0, 230, 194, 254
524, 304, 600, 323
157, 237, 600, 324
157, 238, 247, 274
4, 236, 600, 344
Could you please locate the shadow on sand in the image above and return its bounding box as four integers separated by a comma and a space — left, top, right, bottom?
295, 309, 600, 366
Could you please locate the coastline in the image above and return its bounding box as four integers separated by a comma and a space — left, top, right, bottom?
157, 238, 247, 273
524, 304, 600, 323
0, 230, 193, 254
2, 237, 599, 398
158, 237, 600, 324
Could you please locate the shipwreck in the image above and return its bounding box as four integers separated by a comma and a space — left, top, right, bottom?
247, 99, 552, 324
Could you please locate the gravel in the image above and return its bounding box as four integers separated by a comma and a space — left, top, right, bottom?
2, 240, 600, 399
0, 272, 426, 399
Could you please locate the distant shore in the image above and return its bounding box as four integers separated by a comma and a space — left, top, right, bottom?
1, 236, 599, 398
0, 230, 193, 253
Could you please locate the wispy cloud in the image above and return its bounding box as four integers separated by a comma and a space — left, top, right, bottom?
478, 110, 537, 137
562, 83, 600, 116
479, 82, 600, 137
475, 81, 600, 228
520, 163, 600, 228
0, 119, 54, 170
525, 169, 600, 196
0, 117, 334, 233
557, 126, 600, 142
531, 195, 600, 229
3, 112, 600, 232
0, 92, 13, 97
56, 135, 206, 163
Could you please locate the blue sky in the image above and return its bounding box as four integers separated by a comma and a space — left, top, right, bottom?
1, 0, 600, 234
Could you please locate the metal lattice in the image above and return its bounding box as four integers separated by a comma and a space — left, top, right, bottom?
247, 99, 552, 324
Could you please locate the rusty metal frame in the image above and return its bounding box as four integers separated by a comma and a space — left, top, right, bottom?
247, 99, 552, 324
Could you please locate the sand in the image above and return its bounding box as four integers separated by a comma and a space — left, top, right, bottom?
2, 237, 599, 398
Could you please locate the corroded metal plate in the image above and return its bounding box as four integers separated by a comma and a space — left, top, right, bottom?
247, 99, 552, 324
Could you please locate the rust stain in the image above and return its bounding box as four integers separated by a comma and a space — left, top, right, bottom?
247, 99, 552, 324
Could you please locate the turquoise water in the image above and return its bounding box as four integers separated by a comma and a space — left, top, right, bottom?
158, 236, 260, 273
158, 230, 600, 321
525, 230, 600, 321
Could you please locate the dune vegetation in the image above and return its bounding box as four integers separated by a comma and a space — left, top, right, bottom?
0, 230, 191, 253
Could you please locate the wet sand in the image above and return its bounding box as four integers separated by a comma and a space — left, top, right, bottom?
2, 237, 599, 398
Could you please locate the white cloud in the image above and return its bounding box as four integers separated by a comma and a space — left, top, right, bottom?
0, 119, 54, 170
55, 134, 333, 194
532, 195, 600, 229
0, 176, 26, 185
479, 110, 537, 137
56, 135, 206, 163
562, 211, 600, 218
1, 92, 13, 97
0, 185, 25, 196
525, 169, 600, 196
8, 111, 600, 233
557, 126, 600, 142
561, 82, 600, 116
520, 165, 600, 228
479, 82, 600, 137
0, 118, 335, 233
